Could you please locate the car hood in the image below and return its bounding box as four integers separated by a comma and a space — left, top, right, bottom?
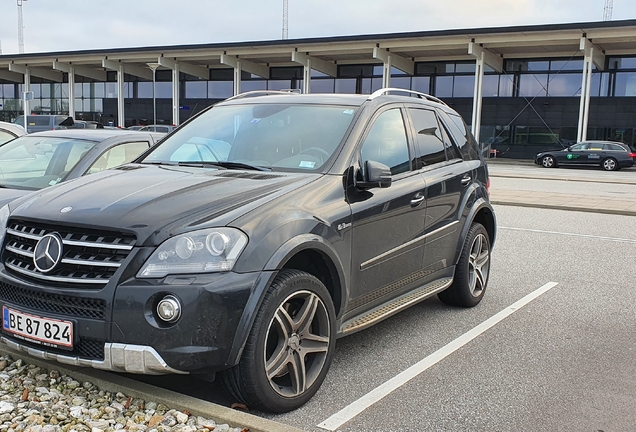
0, 188, 31, 208
7, 164, 319, 245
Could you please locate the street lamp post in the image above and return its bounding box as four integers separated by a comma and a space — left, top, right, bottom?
146, 63, 160, 129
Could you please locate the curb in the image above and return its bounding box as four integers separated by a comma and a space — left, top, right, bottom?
490, 200, 636, 216
0, 345, 305, 432
490, 173, 636, 185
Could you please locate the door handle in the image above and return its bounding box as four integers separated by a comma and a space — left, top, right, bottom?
461, 175, 472, 186
410, 193, 425, 207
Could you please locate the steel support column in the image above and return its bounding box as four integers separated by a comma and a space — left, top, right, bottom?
68, 66, 75, 118
577, 38, 605, 143
468, 42, 503, 145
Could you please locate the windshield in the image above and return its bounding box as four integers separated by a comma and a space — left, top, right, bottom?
0, 136, 97, 190
142, 104, 357, 171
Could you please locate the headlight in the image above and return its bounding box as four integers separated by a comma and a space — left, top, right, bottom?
0, 205, 10, 247
137, 227, 248, 278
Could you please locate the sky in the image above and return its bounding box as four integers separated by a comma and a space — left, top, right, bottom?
0, 0, 635, 55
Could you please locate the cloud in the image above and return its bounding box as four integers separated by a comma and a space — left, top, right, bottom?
0, 0, 632, 54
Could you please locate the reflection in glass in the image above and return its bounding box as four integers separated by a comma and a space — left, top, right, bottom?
335, 79, 356, 94
310, 79, 334, 93
482, 75, 499, 97
434, 76, 453, 97
411, 76, 430, 94
185, 81, 207, 98
547, 73, 582, 97
208, 81, 233, 99
518, 74, 547, 97
453, 76, 475, 97
241, 80, 267, 92
615, 72, 636, 96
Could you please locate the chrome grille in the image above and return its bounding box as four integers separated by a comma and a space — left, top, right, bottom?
3, 221, 135, 286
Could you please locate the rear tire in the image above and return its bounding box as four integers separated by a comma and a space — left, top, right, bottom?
602, 157, 618, 171
221, 269, 336, 413
438, 222, 491, 308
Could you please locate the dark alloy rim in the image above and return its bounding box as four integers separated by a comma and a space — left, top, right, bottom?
468, 233, 490, 297
264, 289, 331, 398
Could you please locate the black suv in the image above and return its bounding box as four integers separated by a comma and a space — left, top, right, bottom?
0, 89, 496, 412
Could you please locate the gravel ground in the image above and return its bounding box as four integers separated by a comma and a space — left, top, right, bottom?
0, 355, 248, 432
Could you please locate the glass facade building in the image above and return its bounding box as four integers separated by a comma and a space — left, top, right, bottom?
2, 22, 636, 158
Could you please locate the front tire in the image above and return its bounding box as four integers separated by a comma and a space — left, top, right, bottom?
438, 222, 491, 308
222, 269, 336, 412
541, 155, 556, 168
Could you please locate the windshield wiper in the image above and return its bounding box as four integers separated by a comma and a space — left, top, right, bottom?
140, 161, 178, 166
176, 161, 272, 171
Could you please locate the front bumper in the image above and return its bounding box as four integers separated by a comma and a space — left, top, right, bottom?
2, 338, 186, 374
0, 267, 276, 374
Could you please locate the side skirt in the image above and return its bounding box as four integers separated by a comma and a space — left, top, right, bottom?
338, 277, 453, 336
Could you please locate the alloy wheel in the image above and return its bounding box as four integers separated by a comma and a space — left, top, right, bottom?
264, 290, 331, 398
603, 158, 617, 171
468, 233, 490, 297
542, 156, 554, 168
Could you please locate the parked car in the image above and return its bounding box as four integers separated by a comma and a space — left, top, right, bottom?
0, 129, 163, 206
137, 124, 175, 133
535, 140, 636, 171
0, 89, 496, 412
126, 125, 145, 131
72, 120, 104, 130
0, 121, 26, 145
13, 115, 74, 133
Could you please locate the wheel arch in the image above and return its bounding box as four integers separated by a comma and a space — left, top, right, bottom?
454, 199, 497, 265
226, 235, 346, 366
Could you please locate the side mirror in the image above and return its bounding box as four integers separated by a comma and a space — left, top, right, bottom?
356, 160, 392, 190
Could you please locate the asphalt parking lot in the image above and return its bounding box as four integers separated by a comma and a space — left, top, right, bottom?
3, 162, 635, 432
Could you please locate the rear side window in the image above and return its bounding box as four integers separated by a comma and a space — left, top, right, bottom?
408, 108, 446, 166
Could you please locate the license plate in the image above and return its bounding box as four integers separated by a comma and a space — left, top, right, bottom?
2, 306, 73, 349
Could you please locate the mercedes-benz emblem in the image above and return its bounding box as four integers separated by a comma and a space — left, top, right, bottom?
60, 206, 72, 213
33, 233, 63, 273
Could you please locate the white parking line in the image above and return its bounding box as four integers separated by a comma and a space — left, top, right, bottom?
317, 281, 560, 431
499, 226, 636, 244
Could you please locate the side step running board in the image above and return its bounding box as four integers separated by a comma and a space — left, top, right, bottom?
340, 278, 453, 335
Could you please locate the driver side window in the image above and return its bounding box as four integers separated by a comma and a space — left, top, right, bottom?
360, 109, 410, 175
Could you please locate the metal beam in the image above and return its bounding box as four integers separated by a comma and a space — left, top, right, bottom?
158, 57, 209, 80
220, 54, 269, 78
53, 61, 107, 81
468, 42, 504, 72
0, 69, 24, 82
291, 52, 337, 77
9, 63, 63, 82
580, 37, 605, 70
372, 47, 414, 75
102, 59, 152, 80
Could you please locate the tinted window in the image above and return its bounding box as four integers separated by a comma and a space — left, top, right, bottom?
439, 123, 461, 161
409, 108, 446, 166
360, 109, 410, 176
144, 104, 356, 172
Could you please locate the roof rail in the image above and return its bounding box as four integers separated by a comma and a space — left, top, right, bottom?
223, 90, 301, 102
367, 88, 448, 106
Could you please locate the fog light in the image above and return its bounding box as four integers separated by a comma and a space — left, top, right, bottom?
156, 295, 181, 323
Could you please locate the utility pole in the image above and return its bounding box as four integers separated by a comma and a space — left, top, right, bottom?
603, 0, 613, 21
282, 0, 289, 39
17, 0, 27, 53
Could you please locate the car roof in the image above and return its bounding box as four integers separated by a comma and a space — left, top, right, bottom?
0, 121, 27, 136
25, 128, 144, 141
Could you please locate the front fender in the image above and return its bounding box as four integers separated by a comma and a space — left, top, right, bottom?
227, 234, 348, 366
